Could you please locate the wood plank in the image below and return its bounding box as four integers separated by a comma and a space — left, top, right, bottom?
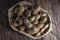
0, 0, 60, 40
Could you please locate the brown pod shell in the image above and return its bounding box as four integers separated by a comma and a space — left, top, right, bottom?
33, 20, 38, 25
40, 16, 47, 23
19, 26, 25, 31
25, 23, 33, 28
29, 16, 35, 22
40, 24, 49, 34
24, 18, 29, 23
17, 5, 25, 16
37, 23, 44, 29
15, 17, 23, 25
41, 12, 47, 16
17, 5, 28, 17
36, 24, 49, 36
18, 19, 23, 25
33, 6, 41, 15
25, 28, 33, 34
13, 21, 19, 27
31, 26, 39, 34
24, 19, 33, 28
35, 14, 41, 20
15, 17, 20, 21
26, 26, 39, 34
24, 10, 31, 17
35, 32, 41, 36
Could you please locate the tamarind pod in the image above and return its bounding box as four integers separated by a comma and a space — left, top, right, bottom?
17, 5, 28, 16
33, 6, 41, 15
24, 18, 33, 28
36, 24, 49, 36
26, 26, 39, 34
33, 20, 38, 25
13, 21, 19, 27
37, 23, 44, 29
19, 26, 25, 31
18, 19, 23, 25
41, 13, 47, 16
35, 14, 41, 20
40, 16, 47, 23
29, 16, 35, 22
24, 10, 31, 17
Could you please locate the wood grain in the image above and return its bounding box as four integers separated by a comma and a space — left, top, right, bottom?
0, 0, 60, 40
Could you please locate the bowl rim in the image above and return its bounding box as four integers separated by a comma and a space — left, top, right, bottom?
8, 1, 52, 39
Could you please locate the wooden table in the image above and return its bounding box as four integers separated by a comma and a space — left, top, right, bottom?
0, 0, 60, 40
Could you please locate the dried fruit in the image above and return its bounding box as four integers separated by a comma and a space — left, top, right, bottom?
19, 26, 25, 31
40, 16, 47, 23
36, 24, 49, 36
41, 12, 47, 16
13, 21, 19, 27
24, 10, 31, 17
33, 20, 38, 25
33, 6, 41, 15
24, 19, 33, 28
29, 16, 35, 22
37, 23, 44, 29
17, 5, 25, 16
35, 14, 41, 20
25, 26, 39, 34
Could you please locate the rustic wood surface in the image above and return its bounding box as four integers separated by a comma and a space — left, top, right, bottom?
0, 0, 60, 40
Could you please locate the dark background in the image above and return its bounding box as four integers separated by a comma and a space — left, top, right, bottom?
0, 0, 60, 40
